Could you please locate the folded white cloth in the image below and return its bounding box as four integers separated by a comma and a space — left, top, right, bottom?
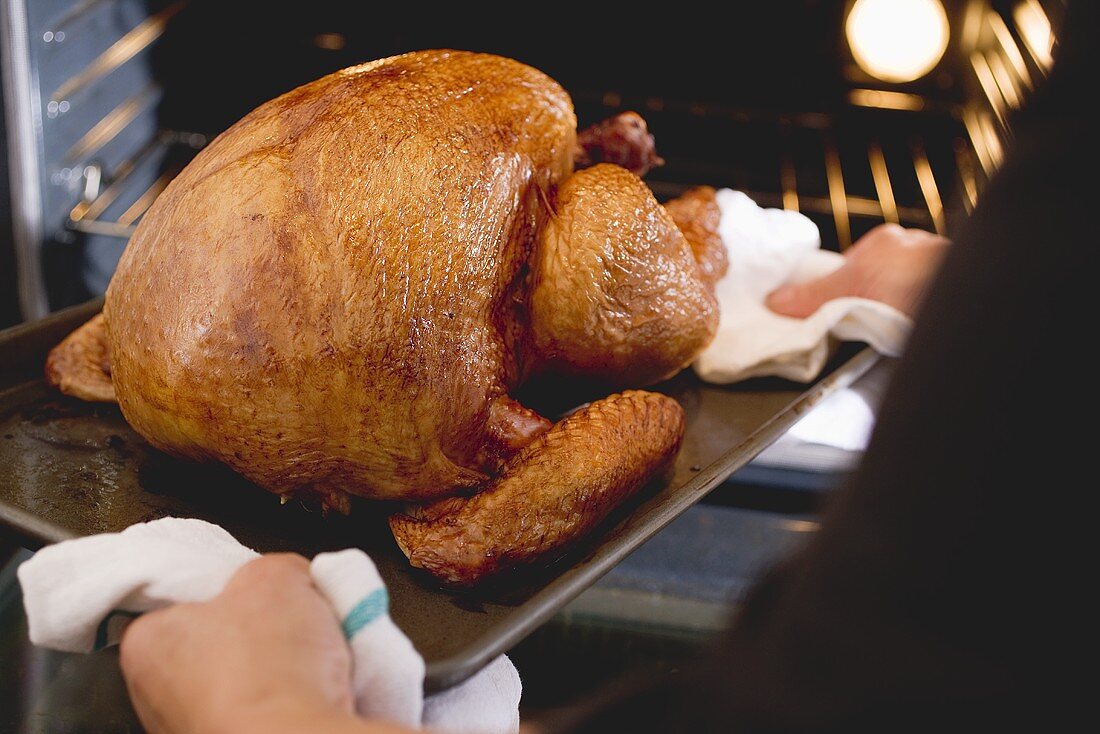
751, 361, 894, 473
693, 189, 912, 384
423, 655, 522, 734
17, 518, 520, 734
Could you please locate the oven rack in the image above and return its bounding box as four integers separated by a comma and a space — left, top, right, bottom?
65, 108, 983, 255
6, 0, 1043, 320
640, 108, 978, 251
66, 128, 204, 239
65, 0, 1046, 250
70, 0, 1054, 254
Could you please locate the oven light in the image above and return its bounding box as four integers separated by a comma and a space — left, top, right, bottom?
846, 0, 950, 83
1013, 0, 1053, 70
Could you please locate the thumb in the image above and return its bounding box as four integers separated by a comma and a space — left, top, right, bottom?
765, 266, 854, 318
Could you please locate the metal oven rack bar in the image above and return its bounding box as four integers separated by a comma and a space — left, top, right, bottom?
67, 129, 204, 238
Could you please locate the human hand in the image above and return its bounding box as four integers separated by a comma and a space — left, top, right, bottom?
766, 223, 950, 318
119, 554, 366, 734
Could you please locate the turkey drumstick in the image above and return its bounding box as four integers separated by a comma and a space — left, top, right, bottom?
390, 391, 684, 585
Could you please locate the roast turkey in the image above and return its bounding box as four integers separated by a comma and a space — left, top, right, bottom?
46, 50, 726, 584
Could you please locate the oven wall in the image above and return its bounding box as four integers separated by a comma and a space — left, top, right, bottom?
1, 83, 20, 328
1, 100, 18, 327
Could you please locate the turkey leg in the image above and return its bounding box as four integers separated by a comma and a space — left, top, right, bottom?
389, 390, 684, 585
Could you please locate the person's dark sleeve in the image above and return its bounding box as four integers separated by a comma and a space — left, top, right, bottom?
559, 4, 1097, 731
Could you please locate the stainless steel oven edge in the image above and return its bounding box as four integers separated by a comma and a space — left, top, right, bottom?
1, 0, 48, 320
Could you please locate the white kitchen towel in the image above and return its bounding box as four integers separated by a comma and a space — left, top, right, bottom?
693, 189, 912, 384
422, 655, 522, 734
17, 518, 520, 734
751, 361, 894, 473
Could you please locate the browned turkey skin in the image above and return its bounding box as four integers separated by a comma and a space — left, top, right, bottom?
390, 390, 684, 585
45, 51, 726, 584
45, 313, 115, 403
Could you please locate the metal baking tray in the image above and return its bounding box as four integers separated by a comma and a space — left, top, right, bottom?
0, 299, 878, 690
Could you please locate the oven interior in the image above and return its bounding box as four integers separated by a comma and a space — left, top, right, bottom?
0, 0, 1065, 726
3, 0, 1060, 320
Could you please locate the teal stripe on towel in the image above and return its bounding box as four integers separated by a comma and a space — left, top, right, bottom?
342, 588, 389, 639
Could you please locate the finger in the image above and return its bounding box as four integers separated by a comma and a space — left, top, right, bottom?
222, 553, 313, 596
122, 673, 172, 734
859, 222, 906, 245
766, 265, 856, 318
119, 606, 198, 734
120, 603, 189, 668
118, 610, 158, 679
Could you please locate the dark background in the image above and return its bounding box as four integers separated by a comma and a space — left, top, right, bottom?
151, 2, 853, 134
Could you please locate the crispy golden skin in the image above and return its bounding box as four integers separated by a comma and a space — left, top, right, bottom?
665, 186, 729, 290
45, 313, 116, 403
104, 51, 576, 506
531, 165, 719, 387
390, 391, 684, 585
47, 51, 725, 582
